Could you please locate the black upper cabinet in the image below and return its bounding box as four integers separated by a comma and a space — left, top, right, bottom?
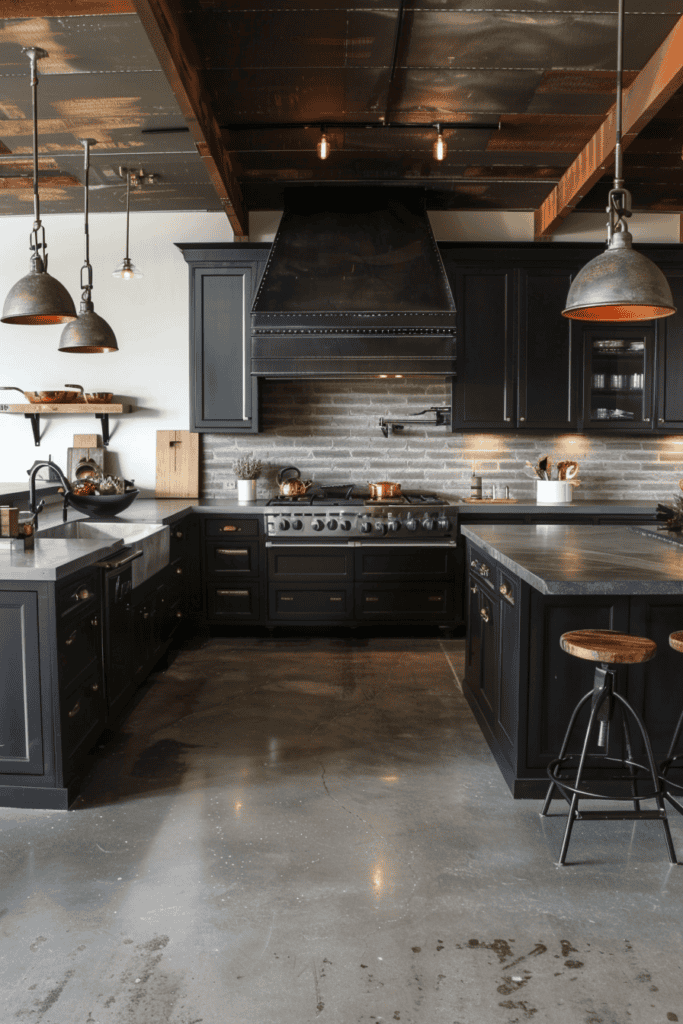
178, 244, 270, 433
657, 272, 683, 430
445, 249, 578, 431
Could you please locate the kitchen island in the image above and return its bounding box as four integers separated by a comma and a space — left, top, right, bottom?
461, 523, 683, 797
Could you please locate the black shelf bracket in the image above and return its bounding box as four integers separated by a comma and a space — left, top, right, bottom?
379, 406, 451, 438
95, 413, 111, 447
24, 412, 42, 447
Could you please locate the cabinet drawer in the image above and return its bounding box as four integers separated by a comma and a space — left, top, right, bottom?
205, 518, 259, 537
356, 545, 454, 579
61, 670, 105, 768
269, 586, 351, 619
58, 608, 101, 689
57, 571, 99, 620
208, 583, 260, 620
357, 583, 453, 620
267, 545, 353, 580
206, 540, 259, 575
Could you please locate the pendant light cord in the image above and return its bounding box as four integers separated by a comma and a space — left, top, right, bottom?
608, 0, 631, 244
614, 0, 624, 187
23, 47, 48, 270
125, 169, 131, 262
79, 138, 96, 302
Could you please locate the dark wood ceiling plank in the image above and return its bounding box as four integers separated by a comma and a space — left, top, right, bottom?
131, 0, 247, 237
0, 2, 134, 13
534, 13, 683, 238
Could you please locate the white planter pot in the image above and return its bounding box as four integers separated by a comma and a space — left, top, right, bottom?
237, 479, 257, 502
536, 480, 572, 504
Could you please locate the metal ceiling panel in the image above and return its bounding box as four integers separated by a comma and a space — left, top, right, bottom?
0, 14, 160, 75
402, 11, 679, 72
204, 68, 394, 122
487, 113, 604, 150
188, 9, 398, 69
392, 68, 544, 115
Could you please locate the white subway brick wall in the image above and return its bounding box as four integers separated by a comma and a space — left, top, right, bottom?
201, 379, 683, 503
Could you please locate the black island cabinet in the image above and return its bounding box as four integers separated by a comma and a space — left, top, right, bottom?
462, 523, 683, 797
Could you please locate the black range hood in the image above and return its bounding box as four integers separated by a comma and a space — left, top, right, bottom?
251, 187, 456, 378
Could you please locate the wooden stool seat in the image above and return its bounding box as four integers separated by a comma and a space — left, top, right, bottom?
560, 629, 656, 665
670, 631, 683, 654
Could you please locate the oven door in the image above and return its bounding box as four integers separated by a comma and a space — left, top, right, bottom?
266, 542, 354, 620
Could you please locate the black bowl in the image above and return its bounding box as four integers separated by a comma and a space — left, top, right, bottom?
65, 488, 139, 518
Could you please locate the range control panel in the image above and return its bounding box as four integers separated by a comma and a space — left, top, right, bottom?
266, 509, 457, 540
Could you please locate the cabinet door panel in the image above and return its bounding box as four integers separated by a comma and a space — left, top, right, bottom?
657, 272, 683, 429
207, 541, 259, 575
518, 269, 577, 429
478, 588, 499, 729
0, 592, 43, 775
208, 583, 260, 620
355, 546, 453, 579
269, 587, 351, 619
267, 546, 353, 579
356, 583, 452, 620
451, 268, 515, 429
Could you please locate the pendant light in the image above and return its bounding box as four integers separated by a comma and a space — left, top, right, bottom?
112, 168, 142, 279
562, 0, 675, 321
317, 127, 330, 160
1, 48, 76, 325
59, 140, 118, 353
433, 123, 447, 162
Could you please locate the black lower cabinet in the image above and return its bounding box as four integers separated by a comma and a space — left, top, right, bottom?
463, 539, 683, 797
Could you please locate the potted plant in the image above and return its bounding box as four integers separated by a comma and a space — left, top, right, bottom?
233, 456, 262, 502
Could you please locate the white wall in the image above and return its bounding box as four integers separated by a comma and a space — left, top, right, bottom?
0, 210, 233, 492
250, 208, 682, 244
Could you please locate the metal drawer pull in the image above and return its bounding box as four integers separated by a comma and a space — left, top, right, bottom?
217, 548, 248, 556
64, 631, 77, 646
366, 596, 379, 602
281, 597, 294, 602
428, 596, 442, 601
74, 588, 92, 601
499, 583, 515, 604
175, 530, 183, 539
470, 559, 479, 569
96, 549, 142, 570
142, 611, 150, 620
480, 607, 490, 623
68, 701, 81, 718
329, 597, 342, 602
175, 566, 183, 575
91, 616, 98, 628
217, 590, 249, 596
91, 683, 99, 692
470, 585, 477, 594
176, 611, 183, 619
480, 564, 490, 576
221, 525, 240, 532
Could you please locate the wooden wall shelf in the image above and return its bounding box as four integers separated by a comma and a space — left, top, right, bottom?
0, 403, 132, 447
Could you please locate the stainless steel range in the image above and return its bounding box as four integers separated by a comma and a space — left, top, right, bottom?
266, 489, 457, 542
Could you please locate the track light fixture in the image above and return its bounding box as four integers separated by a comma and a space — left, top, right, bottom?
562, 0, 674, 321
317, 128, 330, 160
433, 123, 447, 162
1, 48, 76, 326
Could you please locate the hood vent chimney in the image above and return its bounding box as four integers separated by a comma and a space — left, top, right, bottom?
251, 187, 456, 378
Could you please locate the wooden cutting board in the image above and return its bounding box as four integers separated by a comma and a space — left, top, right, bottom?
67, 440, 105, 486
156, 430, 199, 498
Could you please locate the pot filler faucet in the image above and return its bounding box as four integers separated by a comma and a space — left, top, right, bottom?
28, 458, 71, 528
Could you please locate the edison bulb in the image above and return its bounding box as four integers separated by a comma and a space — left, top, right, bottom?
317, 133, 330, 160
433, 133, 447, 161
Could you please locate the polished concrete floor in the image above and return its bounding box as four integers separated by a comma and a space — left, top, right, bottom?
2, 632, 683, 1024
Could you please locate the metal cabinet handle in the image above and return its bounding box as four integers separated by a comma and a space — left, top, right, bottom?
91, 683, 99, 692
68, 701, 81, 718
480, 607, 490, 623
221, 525, 240, 532
175, 566, 183, 575
329, 597, 343, 602
175, 530, 183, 539
365, 596, 379, 602
470, 585, 477, 594
217, 590, 249, 596
519, 416, 525, 422
91, 616, 98, 628
281, 596, 294, 602
499, 583, 515, 605
428, 595, 443, 601
217, 548, 248, 556
142, 611, 150, 620
176, 610, 183, 619
65, 630, 77, 646
480, 564, 490, 576
74, 588, 92, 601
470, 559, 479, 569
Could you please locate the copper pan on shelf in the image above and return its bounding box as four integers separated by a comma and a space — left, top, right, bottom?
0, 385, 80, 404
64, 384, 114, 404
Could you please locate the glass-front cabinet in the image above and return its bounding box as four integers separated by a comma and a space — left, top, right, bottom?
583, 326, 655, 430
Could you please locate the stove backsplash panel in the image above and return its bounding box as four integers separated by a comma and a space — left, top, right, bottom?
201, 379, 683, 502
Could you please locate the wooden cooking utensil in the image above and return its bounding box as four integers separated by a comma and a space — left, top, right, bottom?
537, 455, 552, 480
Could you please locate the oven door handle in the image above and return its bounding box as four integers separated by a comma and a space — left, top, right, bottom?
357, 542, 457, 547
265, 541, 354, 548
95, 549, 143, 569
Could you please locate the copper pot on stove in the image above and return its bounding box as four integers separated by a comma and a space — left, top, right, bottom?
367, 480, 402, 500
277, 466, 314, 497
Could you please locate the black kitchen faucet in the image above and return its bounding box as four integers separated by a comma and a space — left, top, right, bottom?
27, 459, 71, 528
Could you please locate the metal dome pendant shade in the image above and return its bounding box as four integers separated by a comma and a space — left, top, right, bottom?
1, 48, 76, 326
60, 140, 118, 353
562, 0, 675, 322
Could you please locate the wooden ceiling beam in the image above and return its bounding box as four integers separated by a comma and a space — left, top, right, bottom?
0, 2, 134, 12
131, 0, 248, 239
534, 13, 683, 239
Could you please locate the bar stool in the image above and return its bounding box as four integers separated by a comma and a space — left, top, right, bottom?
659, 631, 683, 816
540, 628, 677, 866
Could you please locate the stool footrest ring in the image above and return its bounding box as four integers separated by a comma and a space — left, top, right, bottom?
548, 754, 662, 804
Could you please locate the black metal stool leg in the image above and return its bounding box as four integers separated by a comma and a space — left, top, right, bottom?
541, 689, 593, 817
621, 713, 641, 813
660, 706, 683, 815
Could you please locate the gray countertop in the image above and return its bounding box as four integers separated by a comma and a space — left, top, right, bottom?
461, 522, 683, 595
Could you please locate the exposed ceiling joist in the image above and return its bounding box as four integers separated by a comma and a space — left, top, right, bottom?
0, 2, 134, 13
534, 13, 683, 239
131, 0, 248, 238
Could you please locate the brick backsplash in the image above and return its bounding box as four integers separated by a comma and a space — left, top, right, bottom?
201, 379, 683, 503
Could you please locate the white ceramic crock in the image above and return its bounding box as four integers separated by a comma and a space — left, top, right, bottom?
536, 480, 572, 504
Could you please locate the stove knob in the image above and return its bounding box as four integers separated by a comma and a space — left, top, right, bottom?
422, 515, 435, 531
406, 517, 418, 532
339, 520, 352, 531
312, 519, 325, 532
291, 519, 303, 531
278, 519, 290, 531
326, 519, 338, 531
360, 521, 373, 534
374, 522, 387, 536
436, 515, 449, 531
387, 519, 400, 532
